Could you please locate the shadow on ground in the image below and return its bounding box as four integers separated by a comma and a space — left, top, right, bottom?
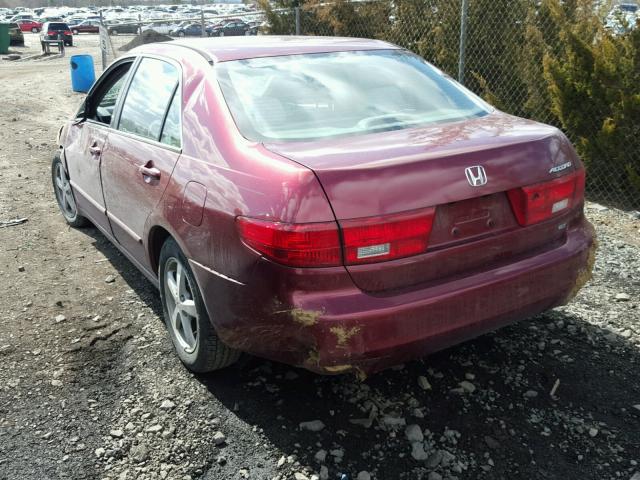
80, 224, 640, 479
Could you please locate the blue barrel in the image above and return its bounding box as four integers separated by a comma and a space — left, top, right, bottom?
70, 55, 96, 93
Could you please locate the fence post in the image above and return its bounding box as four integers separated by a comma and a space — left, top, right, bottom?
201, 7, 206, 38
295, 7, 301, 35
99, 10, 107, 71
458, 0, 469, 84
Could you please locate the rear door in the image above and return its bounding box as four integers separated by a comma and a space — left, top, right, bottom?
64, 59, 134, 231
100, 56, 182, 270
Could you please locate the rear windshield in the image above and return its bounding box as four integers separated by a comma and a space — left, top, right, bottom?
48, 23, 69, 30
216, 49, 491, 142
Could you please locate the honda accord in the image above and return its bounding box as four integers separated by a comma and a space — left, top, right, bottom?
53, 37, 596, 375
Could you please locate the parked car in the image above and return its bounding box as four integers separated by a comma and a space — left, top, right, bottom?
170, 23, 204, 37
141, 21, 172, 35
8, 13, 34, 22
208, 21, 249, 36
69, 19, 100, 34
618, 2, 639, 13
16, 19, 42, 33
40, 21, 73, 46
106, 21, 139, 35
8, 22, 24, 45
53, 37, 596, 375
38, 16, 65, 23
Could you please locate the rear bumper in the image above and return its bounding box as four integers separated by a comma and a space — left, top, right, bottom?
191, 216, 596, 375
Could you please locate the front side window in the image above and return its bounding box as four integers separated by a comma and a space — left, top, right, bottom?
118, 58, 179, 142
217, 49, 492, 142
89, 62, 132, 125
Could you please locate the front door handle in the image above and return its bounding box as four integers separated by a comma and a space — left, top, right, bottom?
89, 144, 101, 156
139, 162, 161, 182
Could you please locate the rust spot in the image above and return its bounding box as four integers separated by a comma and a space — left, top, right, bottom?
322, 365, 367, 381
565, 235, 598, 303
306, 348, 320, 367
275, 307, 322, 326
324, 364, 353, 374
354, 367, 368, 382
330, 326, 361, 347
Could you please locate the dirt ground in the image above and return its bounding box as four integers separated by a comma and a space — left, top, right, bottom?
1, 33, 639, 480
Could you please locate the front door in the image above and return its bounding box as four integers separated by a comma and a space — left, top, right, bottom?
100, 56, 182, 271
64, 59, 133, 231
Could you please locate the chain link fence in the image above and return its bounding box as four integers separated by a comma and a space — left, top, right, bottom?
102, 11, 268, 63
102, 0, 639, 209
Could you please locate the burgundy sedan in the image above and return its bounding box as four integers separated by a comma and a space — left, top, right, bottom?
16, 19, 42, 33
53, 37, 596, 375
69, 20, 101, 35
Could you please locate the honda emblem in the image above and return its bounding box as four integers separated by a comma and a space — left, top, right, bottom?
465, 166, 488, 187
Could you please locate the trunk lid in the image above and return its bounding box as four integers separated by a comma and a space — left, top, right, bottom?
264, 112, 581, 291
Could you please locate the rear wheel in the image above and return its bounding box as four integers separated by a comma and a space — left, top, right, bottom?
31, 27, 38, 33
72, 29, 78, 35
159, 238, 240, 372
178, 31, 185, 37
111, 29, 118, 35
219, 31, 224, 37
52, 155, 88, 228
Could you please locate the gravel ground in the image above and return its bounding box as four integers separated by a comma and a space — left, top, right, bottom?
1, 34, 639, 480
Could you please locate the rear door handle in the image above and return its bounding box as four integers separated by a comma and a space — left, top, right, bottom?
89, 145, 101, 156
139, 163, 161, 182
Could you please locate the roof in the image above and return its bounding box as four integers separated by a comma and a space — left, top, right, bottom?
158, 36, 399, 63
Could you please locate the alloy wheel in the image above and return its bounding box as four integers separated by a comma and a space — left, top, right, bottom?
164, 257, 199, 354
54, 162, 77, 221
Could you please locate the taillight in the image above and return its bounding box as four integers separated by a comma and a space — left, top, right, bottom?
237, 207, 436, 267
47, 30, 56, 35
236, 217, 341, 267
65, 30, 72, 35
340, 207, 435, 265
507, 169, 585, 226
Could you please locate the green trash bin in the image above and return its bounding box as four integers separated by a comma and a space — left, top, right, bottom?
0, 23, 9, 55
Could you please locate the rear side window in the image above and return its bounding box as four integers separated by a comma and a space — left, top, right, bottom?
118, 58, 179, 143
159, 92, 181, 148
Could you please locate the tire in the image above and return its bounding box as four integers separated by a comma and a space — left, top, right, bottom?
219, 31, 224, 37
31, 27, 38, 33
111, 29, 118, 35
159, 238, 240, 372
52, 154, 89, 228
178, 31, 185, 37
72, 29, 78, 35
